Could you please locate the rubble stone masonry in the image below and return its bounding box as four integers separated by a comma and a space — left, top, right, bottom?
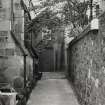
68, 12, 105, 105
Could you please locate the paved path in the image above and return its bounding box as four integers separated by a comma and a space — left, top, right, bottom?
27, 78, 79, 105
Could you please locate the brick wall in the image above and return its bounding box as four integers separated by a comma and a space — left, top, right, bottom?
68, 12, 105, 105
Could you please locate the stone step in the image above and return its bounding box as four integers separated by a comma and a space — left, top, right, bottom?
41, 72, 66, 80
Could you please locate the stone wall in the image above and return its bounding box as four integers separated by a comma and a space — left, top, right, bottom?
0, 0, 33, 89
68, 12, 105, 105
13, 0, 24, 45
0, 45, 33, 88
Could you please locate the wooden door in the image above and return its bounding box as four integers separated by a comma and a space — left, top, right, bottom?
39, 48, 54, 72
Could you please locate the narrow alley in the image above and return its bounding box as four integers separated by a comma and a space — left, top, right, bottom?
1, 0, 105, 105
27, 73, 79, 105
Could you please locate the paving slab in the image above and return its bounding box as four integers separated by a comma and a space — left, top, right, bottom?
27, 78, 79, 105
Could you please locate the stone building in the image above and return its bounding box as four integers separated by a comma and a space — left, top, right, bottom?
0, 0, 34, 90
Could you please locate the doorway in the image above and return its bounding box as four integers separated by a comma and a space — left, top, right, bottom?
39, 48, 54, 72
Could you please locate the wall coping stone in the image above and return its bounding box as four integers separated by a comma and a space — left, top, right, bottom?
68, 24, 90, 48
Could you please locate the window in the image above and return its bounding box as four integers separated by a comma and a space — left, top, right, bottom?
42, 27, 51, 40
5, 49, 14, 56
0, 0, 2, 8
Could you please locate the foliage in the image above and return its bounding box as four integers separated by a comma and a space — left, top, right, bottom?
64, 0, 89, 27
25, 0, 89, 32
24, 0, 89, 51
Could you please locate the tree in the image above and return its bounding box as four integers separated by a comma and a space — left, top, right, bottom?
64, 0, 89, 27
24, 0, 89, 51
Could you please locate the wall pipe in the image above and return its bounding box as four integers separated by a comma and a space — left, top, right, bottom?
24, 55, 27, 89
